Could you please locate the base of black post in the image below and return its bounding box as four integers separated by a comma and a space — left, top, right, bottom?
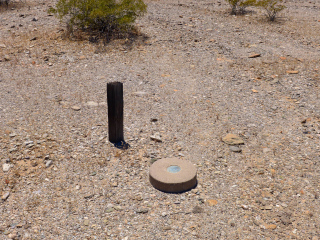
114, 140, 130, 150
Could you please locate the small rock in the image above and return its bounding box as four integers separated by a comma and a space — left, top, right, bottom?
0, 43, 6, 48
163, 226, 172, 231
286, 70, 299, 74
79, 55, 86, 60
161, 212, 168, 217
265, 224, 277, 230
133, 91, 148, 97
1, 192, 10, 201
229, 146, 242, 152
135, 209, 148, 214
150, 133, 162, 142
84, 194, 94, 200
85, 101, 99, 107
207, 199, 218, 206
110, 181, 118, 187
241, 205, 249, 210
114, 206, 122, 211
98, 102, 107, 106
280, 216, 292, 225
71, 105, 81, 111
228, 220, 236, 227
75, 185, 81, 190
32, 17, 38, 21
45, 160, 53, 168
3, 163, 11, 172
263, 148, 271, 153
8, 233, 17, 239
261, 205, 272, 210
105, 208, 114, 213
30, 37, 37, 41
9, 147, 17, 153
222, 134, 244, 145
83, 219, 90, 226
192, 206, 203, 214
4, 55, 10, 61
249, 53, 261, 58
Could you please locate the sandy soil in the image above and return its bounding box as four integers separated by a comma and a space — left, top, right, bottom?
1, 0, 320, 239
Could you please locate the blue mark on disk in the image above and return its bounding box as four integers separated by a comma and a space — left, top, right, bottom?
167, 165, 181, 173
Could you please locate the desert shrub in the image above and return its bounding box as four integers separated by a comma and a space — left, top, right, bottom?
0, 0, 10, 8
255, 0, 285, 21
225, 0, 256, 15
49, 0, 147, 39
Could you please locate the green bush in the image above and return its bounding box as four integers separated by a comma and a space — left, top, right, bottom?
49, 0, 147, 37
255, 0, 285, 21
225, 0, 256, 15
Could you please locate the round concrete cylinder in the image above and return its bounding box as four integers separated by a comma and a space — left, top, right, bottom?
149, 158, 197, 193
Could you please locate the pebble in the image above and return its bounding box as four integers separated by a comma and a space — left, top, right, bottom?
45, 160, 53, 168
8, 233, 17, 239
135, 209, 148, 214
133, 91, 149, 97
263, 147, 271, 153
161, 212, 168, 217
150, 133, 162, 142
71, 105, 81, 111
228, 220, 236, 227
9, 133, 16, 138
85, 101, 99, 107
9, 147, 17, 153
265, 224, 277, 230
222, 134, 244, 145
0, 43, 6, 48
1, 192, 10, 201
83, 219, 90, 226
3, 163, 11, 172
248, 53, 261, 58
163, 226, 172, 231
207, 199, 218, 206
105, 208, 114, 213
229, 146, 242, 152
286, 70, 299, 74
192, 206, 203, 214
241, 205, 249, 210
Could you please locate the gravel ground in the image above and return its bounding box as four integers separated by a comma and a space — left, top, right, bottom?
1, 0, 320, 239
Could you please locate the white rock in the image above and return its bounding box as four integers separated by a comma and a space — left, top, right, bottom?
45, 160, 53, 168
85, 101, 99, 107
133, 91, 149, 97
3, 163, 11, 172
1, 192, 10, 200
71, 105, 81, 111
150, 132, 162, 142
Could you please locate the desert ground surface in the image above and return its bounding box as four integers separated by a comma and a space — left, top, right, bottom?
1, 0, 320, 239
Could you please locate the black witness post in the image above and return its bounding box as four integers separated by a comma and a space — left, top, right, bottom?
107, 82, 129, 149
